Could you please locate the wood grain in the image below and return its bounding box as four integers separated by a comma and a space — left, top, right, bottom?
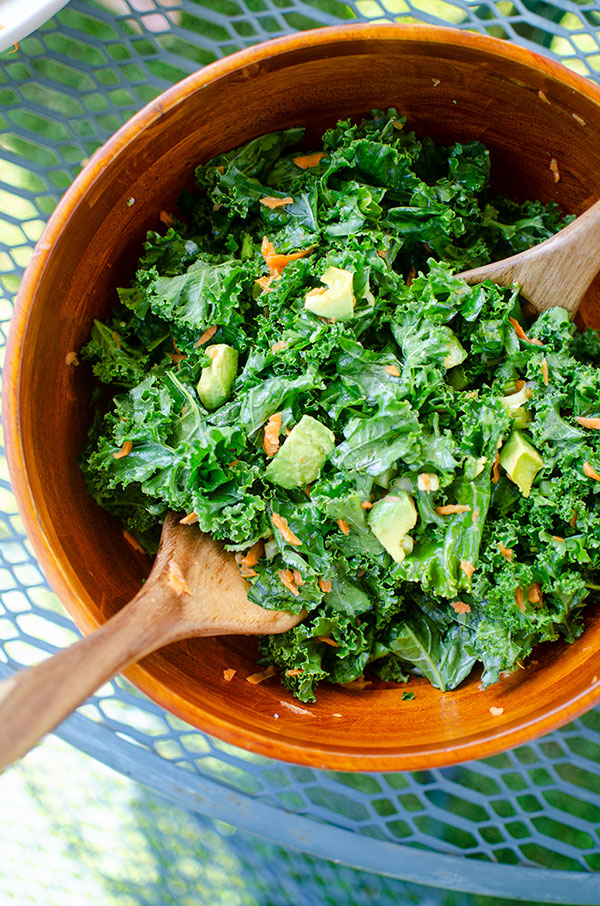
5, 24, 600, 771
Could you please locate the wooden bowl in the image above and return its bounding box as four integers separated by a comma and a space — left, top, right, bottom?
6, 24, 600, 771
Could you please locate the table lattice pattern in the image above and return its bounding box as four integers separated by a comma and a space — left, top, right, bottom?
2, 2, 600, 902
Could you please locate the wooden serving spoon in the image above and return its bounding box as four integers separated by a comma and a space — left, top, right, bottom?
0, 513, 302, 771
460, 198, 600, 314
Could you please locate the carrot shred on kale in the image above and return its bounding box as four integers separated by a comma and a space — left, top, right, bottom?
240, 540, 264, 569
113, 440, 133, 459
194, 325, 217, 347
552, 535, 565, 543
361, 500, 373, 510
541, 357, 549, 386
435, 504, 471, 515
259, 196, 294, 208
270, 340, 287, 353
247, 665, 278, 684
337, 519, 350, 535
278, 568, 300, 596
316, 636, 339, 647
515, 587, 526, 612
293, 569, 304, 587
492, 450, 501, 484
570, 509, 578, 529
384, 364, 400, 376
179, 512, 199, 525
272, 512, 302, 545
460, 559, 475, 578
261, 235, 316, 276
527, 583, 543, 605
498, 541, 513, 561
263, 412, 282, 457
584, 461, 600, 482
509, 317, 530, 343
293, 152, 325, 169
239, 563, 258, 578
318, 577, 332, 593
576, 416, 600, 429
285, 668, 304, 676
451, 600, 471, 614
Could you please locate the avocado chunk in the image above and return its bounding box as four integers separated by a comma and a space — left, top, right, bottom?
367, 492, 418, 563
499, 431, 544, 497
265, 415, 335, 489
197, 344, 238, 410
442, 328, 468, 369
500, 386, 531, 429
305, 266, 355, 321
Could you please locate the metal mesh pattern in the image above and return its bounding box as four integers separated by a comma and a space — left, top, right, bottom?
2, 2, 600, 901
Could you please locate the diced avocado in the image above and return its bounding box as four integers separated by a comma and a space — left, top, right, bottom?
499, 431, 544, 497
442, 328, 467, 369
367, 492, 418, 564
265, 415, 335, 489
305, 266, 355, 321
500, 386, 531, 429
197, 344, 238, 410
447, 364, 469, 390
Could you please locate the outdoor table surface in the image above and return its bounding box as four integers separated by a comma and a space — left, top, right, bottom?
2, 2, 600, 904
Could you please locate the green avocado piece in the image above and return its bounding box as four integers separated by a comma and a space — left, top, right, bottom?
265, 415, 335, 489
447, 364, 469, 390
367, 492, 418, 563
197, 344, 238, 410
304, 266, 355, 321
500, 386, 531, 429
499, 431, 544, 497
442, 328, 467, 369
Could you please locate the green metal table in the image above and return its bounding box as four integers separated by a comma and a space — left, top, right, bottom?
2, 2, 600, 903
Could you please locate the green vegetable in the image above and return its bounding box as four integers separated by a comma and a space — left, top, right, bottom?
80, 109, 596, 703
265, 415, 335, 488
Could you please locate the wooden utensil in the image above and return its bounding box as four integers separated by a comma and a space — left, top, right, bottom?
0, 513, 302, 771
459, 198, 600, 314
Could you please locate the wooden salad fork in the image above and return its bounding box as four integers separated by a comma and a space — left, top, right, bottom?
0, 513, 302, 771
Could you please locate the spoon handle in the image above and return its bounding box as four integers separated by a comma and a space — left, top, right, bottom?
0, 581, 178, 772
460, 198, 600, 315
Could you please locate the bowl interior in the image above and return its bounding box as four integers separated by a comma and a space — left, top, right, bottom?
8, 25, 600, 770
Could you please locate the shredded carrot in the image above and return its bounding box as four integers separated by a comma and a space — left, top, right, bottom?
181, 405, 189, 416
169, 351, 187, 366
531, 337, 544, 347
194, 325, 217, 347
570, 509, 578, 529
492, 450, 501, 485
239, 563, 258, 578
435, 504, 471, 515
114, 440, 133, 460
255, 275, 275, 293
316, 636, 339, 647
527, 583, 543, 605
263, 412, 282, 458
7, 43, 18, 55
337, 519, 350, 535
167, 559, 191, 596
240, 540, 264, 569
461, 559, 475, 578
509, 316, 530, 343
550, 158, 560, 182
318, 577, 332, 594
385, 365, 400, 376
293, 152, 325, 169
272, 512, 302, 545
259, 196, 294, 209
575, 416, 600, 430
112, 331, 122, 349
217, 165, 225, 174
303, 484, 312, 498
159, 210, 174, 226
261, 235, 276, 261
472, 507, 480, 524
361, 501, 373, 510
451, 600, 471, 614
247, 665, 278, 684
552, 535, 565, 543
229, 459, 240, 467
541, 357, 549, 386
293, 569, 305, 587
123, 529, 145, 554
223, 668, 236, 682
515, 379, 526, 391
285, 668, 304, 677
515, 586, 526, 612
261, 235, 316, 276
377, 248, 388, 259
489, 706, 504, 716
584, 461, 600, 482
271, 340, 287, 353
65, 351, 79, 366
278, 568, 300, 596
498, 541, 513, 561
179, 512, 199, 525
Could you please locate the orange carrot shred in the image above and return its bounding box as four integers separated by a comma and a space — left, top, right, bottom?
259, 196, 294, 209
337, 519, 350, 535
114, 440, 133, 459
575, 416, 600, 430
550, 158, 560, 182
570, 509, 578, 529
278, 568, 300, 596
263, 412, 282, 458
377, 248, 388, 259
541, 357, 549, 386
159, 210, 174, 226
240, 540, 264, 569
272, 513, 302, 546
318, 577, 332, 593
285, 668, 304, 676
435, 504, 471, 515
293, 569, 304, 587
247, 665, 277, 684
527, 583, 543, 605
472, 507, 480, 524
509, 317, 530, 343
239, 563, 258, 578
316, 636, 339, 647
492, 451, 501, 485
385, 365, 400, 376
515, 586, 526, 612
65, 351, 79, 366
451, 600, 471, 614
256, 275, 275, 293
167, 559, 191, 596
460, 559, 475, 578
266, 247, 316, 277
498, 541, 513, 561
361, 501, 373, 510
271, 340, 287, 353
179, 512, 199, 525
123, 529, 145, 554
584, 461, 600, 482
223, 668, 236, 681
194, 325, 217, 347
552, 535, 565, 543
293, 152, 325, 169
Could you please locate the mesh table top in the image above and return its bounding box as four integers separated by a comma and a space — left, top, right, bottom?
2, 2, 600, 902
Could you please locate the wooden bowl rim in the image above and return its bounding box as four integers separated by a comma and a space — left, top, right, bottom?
6, 22, 600, 771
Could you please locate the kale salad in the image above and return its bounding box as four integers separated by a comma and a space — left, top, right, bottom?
80, 110, 600, 702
